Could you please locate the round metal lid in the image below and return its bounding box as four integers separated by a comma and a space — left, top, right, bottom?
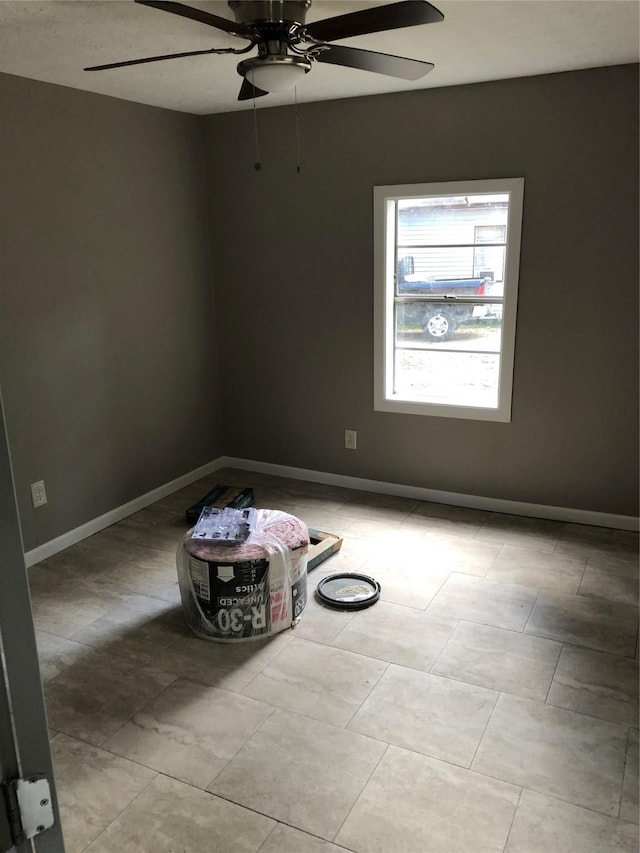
315, 572, 381, 610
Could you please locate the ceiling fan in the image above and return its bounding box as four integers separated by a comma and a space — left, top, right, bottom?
85, 0, 444, 101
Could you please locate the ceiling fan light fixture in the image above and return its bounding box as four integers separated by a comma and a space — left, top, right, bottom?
239, 55, 311, 93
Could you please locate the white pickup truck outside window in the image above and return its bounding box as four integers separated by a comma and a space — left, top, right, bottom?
374, 177, 524, 422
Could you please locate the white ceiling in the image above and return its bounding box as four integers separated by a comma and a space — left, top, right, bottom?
0, 0, 638, 114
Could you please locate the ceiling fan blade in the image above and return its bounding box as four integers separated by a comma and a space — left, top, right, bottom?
306, 0, 443, 43
135, 0, 253, 37
238, 78, 269, 101
315, 44, 434, 80
85, 47, 222, 71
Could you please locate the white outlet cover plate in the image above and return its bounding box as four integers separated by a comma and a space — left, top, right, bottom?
30, 480, 47, 507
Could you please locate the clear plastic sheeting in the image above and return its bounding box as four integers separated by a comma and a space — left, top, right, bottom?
177, 510, 309, 642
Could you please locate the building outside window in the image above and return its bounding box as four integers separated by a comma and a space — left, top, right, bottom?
373, 177, 524, 422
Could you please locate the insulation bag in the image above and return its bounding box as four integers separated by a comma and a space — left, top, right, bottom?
177, 509, 308, 642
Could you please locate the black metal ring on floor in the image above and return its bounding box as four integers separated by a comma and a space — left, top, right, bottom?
315, 572, 381, 610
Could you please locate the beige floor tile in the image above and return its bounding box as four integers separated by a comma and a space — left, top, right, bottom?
118, 510, 190, 549
584, 548, 640, 572
344, 490, 419, 513
358, 559, 451, 610
315, 540, 376, 574
472, 693, 628, 815
243, 638, 388, 727
579, 561, 639, 607
476, 514, 563, 551
103, 678, 274, 788
52, 734, 156, 853
209, 709, 385, 841
432, 621, 561, 701
28, 566, 128, 638
80, 523, 144, 549
354, 527, 427, 558
272, 492, 347, 511
407, 514, 485, 537
45, 651, 176, 744
35, 631, 94, 682
126, 538, 183, 566
335, 745, 520, 853
85, 774, 274, 852
524, 591, 638, 656
426, 573, 538, 631
293, 510, 355, 537
398, 512, 465, 536
69, 593, 186, 663
364, 526, 483, 573
349, 664, 497, 767
621, 728, 639, 825
152, 630, 294, 692
93, 560, 182, 604
331, 601, 457, 671
408, 502, 489, 537
486, 544, 587, 593
420, 533, 502, 577
335, 498, 415, 521
121, 505, 183, 529
555, 525, 639, 563
39, 541, 135, 579
259, 824, 352, 853
547, 645, 639, 726
340, 514, 414, 538
294, 583, 355, 644
505, 789, 639, 853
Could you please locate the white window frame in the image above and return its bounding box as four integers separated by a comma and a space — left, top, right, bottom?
373, 177, 524, 422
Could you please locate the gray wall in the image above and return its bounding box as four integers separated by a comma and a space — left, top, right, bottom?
0, 73, 222, 550
1, 63, 636, 554
204, 64, 639, 517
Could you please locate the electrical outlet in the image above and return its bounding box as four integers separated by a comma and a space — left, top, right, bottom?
30, 480, 47, 508
345, 429, 357, 450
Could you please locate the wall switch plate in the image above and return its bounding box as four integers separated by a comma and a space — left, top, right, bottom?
30, 480, 47, 508
345, 429, 357, 450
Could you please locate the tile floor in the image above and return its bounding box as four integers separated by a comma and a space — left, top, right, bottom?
30, 468, 639, 852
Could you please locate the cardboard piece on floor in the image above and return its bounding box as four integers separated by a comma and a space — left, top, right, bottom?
307, 528, 343, 572
186, 485, 254, 522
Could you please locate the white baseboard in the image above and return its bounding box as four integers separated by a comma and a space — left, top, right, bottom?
25, 454, 638, 568
222, 456, 640, 532
23, 456, 227, 568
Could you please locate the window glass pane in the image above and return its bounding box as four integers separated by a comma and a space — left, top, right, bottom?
396, 302, 502, 350
397, 194, 509, 248
397, 245, 506, 286
473, 243, 505, 283
397, 245, 505, 288
397, 248, 477, 284
393, 350, 500, 408
475, 224, 506, 243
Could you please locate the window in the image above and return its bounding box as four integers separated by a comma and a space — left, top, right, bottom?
374, 178, 524, 422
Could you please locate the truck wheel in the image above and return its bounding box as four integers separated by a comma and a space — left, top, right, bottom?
423, 309, 457, 342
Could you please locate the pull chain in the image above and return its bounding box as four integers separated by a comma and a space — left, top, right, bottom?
294, 86, 301, 174
252, 85, 261, 171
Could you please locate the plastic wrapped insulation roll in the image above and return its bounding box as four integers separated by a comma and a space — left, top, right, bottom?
177, 509, 308, 642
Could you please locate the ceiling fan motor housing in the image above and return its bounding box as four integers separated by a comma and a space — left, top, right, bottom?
231, 0, 314, 89
228, 1, 312, 28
